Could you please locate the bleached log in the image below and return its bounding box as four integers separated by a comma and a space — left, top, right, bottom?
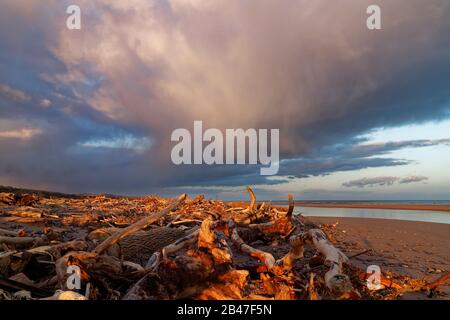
122, 261, 145, 272
230, 222, 304, 275
306, 229, 352, 293
275, 234, 305, 271
144, 228, 200, 269
94, 194, 187, 255
231, 225, 276, 269
161, 229, 199, 260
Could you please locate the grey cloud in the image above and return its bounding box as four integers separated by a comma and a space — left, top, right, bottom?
343, 175, 430, 188
0, 84, 31, 103
399, 176, 429, 184
343, 177, 399, 188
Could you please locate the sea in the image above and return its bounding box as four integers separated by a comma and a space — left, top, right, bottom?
268, 200, 450, 224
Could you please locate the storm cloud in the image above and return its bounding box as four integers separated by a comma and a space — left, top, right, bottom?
0, 0, 450, 195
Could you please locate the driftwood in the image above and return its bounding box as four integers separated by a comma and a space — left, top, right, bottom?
196, 270, 249, 300
122, 228, 188, 265
0, 236, 46, 247
27, 241, 88, 260
1, 186, 446, 300
162, 228, 200, 259
0, 251, 32, 278
94, 194, 187, 255
0, 228, 25, 237
0, 207, 43, 219
0, 193, 39, 206
0, 193, 15, 205
305, 229, 352, 294
230, 222, 304, 275
424, 273, 450, 291
41, 290, 87, 300
0, 277, 53, 298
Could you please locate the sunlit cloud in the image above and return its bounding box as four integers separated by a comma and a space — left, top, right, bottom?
0, 128, 42, 140
39, 99, 52, 108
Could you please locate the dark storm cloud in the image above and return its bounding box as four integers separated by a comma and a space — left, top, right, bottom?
0, 0, 450, 195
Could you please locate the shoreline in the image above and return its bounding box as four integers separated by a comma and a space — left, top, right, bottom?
297, 203, 450, 212
307, 216, 450, 298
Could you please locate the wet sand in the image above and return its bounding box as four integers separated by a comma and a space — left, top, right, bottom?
308, 216, 450, 297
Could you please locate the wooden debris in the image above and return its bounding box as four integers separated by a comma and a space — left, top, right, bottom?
0, 185, 446, 300
304, 229, 353, 294
0, 193, 15, 205
0, 236, 46, 248
94, 194, 187, 255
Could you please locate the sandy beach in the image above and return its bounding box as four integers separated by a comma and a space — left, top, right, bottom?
308, 216, 450, 298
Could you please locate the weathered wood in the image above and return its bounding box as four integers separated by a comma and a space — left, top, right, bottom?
55, 251, 123, 290
94, 194, 187, 255
159, 228, 199, 261
118, 227, 187, 265
247, 186, 256, 212
0, 207, 43, 219
196, 270, 249, 300
248, 216, 293, 236
27, 240, 88, 260
306, 229, 352, 294
0, 193, 15, 205
0, 228, 25, 237
230, 222, 304, 275
0, 277, 53, 298
0, 236, 46, 247
424, 273, 450, 290
41, 290, 87, 300
287, 193, 294, 218
198, 219, 232, 265
0, 251, 32, 278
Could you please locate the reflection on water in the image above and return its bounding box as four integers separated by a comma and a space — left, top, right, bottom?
295, 207, 450, 224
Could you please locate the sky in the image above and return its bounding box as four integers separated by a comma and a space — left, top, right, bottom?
0, 0, 449, 200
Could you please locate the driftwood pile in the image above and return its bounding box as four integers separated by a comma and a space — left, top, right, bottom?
0, 187, 448, 300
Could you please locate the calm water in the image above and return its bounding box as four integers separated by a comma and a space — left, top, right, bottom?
295, 207, 450, 225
